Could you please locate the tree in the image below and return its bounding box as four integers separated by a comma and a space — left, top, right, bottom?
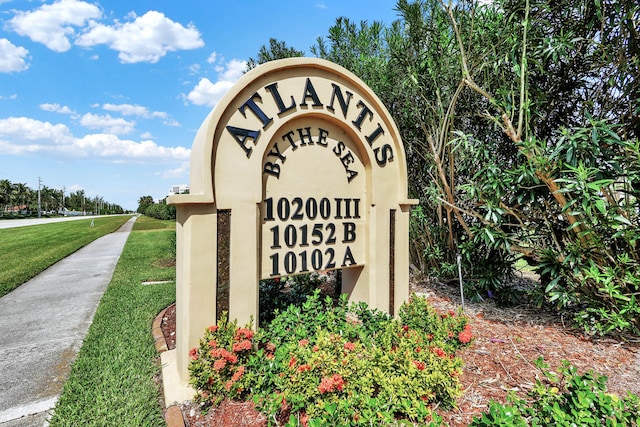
0, 179, 11, 214
137, 195, 154, 214
437, 0, 640, 333
246, 38, 304, 71
311, 0, 639, 334
67, 190, 86, 212
12, 182, 30, 213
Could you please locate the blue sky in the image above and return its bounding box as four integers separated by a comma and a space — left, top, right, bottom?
0, 0, 400, 210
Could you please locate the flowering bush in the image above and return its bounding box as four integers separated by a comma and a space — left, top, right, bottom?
188, 313, 257, 406
188, 291, 473, 425
399, 293, 473, 353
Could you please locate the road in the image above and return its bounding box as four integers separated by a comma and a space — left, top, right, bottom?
0, 215, 129, 230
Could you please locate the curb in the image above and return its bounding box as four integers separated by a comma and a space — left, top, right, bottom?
152, 306, 169, 353
153, 305, 186, 427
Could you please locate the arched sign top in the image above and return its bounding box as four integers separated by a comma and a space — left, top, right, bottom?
166, 58, 417, 400
169, 57, 411, 207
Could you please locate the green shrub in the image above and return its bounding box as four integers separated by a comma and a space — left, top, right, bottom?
469, 357, 640, 427
144, 203, 176, 220
258, 273, 329, 324
188, 291, 473, 426
188, 313, 257, 406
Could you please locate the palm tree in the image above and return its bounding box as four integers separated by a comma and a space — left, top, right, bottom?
137, 195, 155, 214
12, 183, 29, 213
0, 179, 11, 214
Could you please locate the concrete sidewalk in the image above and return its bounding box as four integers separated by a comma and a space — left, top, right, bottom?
0, 216, 136, 426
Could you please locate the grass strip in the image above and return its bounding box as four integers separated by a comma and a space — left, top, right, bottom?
49, 217, 176, 426
0, 216, 131, 297
132, 215, 176, 231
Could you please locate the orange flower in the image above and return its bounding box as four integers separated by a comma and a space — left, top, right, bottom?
458, 324, 472, 344
213, 358, 226, 371
332, 374, 345, 391
232, 339, 252, 352
318, 377, 334, 393
189, 348, 198, 360
298, 339, 309, 347
232, 365, 245, 382
344, 341, 355, 351
432, 347, 446, 358
208, 325, 218, 332
412, 360, 426, 371
234, 328, 254, 341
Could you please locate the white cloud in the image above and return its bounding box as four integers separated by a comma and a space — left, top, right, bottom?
100, 103, 178, 127
0, 38, 29, 73
40, 103, 75, 114
79, 112, 136, 135
67, 184, 84, 193
184, 59, 246, 107
163, 118, 180, 127
0, 116, 190, 161
0, 94, 18, 100
0, 117, 73, 146
8, 0, 102, 52
102, 103, 150, 117
161, 161, 189, 179
76, 10, 204, 63
76, 134, 190, 159
206, 51, 217, 64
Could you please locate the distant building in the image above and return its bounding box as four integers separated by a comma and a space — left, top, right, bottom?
169, 184, 189, 196
5, 205, 28, 214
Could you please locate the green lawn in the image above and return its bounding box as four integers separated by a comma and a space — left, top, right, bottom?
131, 215, 176, 231
49, 217, 176, 426
0, 216, 131, 298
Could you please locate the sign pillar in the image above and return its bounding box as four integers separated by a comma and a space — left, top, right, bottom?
168, 58, 417, 395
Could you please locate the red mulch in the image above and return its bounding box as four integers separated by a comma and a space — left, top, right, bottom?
159, 277, 640, 426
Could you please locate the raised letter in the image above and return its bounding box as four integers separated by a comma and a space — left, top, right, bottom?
342, 222, 356, 243
266, 142, 287, 163
365, 123, 385, 146
265, 82, 296, 115
239, 92, 273, 128
374, 144, 394, 166
282, 130, 298, 150
340, 151, 355, 169
334, 198, 343, 219
341, 246, 356, 267
226, 126, 260, 158
327, 83, 353, 118
317, 128, 329, 147
299, 78, 323, 107
263, 162, 280, 178
297, 127, 314, 146
352, 100, 373, 130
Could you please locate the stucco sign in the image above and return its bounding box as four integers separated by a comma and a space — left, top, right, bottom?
166, 58, 416, 394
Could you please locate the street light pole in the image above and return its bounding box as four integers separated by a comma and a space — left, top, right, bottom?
37, 177, 42, 219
